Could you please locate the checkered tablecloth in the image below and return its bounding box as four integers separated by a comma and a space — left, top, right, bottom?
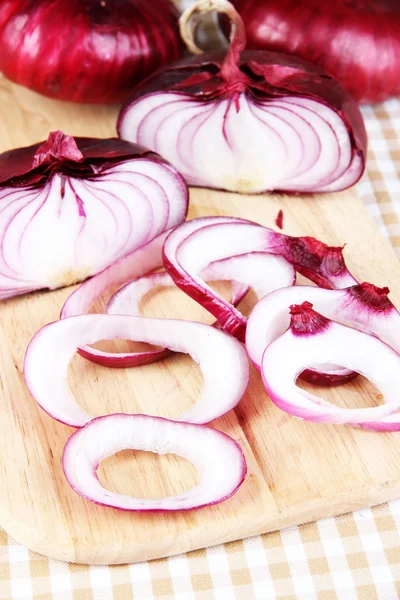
0, 99, 399, 600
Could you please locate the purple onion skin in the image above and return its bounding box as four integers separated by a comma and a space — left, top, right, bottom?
119, 49, 367, 173
0, 132, 172, 187
0, 0, 183, 103
232, 0, 400, 104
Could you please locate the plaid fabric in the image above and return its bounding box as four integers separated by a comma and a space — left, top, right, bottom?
0, 100, 399, 599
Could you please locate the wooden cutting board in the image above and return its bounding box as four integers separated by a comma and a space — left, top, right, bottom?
1, 76, 400, 565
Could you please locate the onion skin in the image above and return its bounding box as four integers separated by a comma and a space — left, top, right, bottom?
0, 131, 188, 299
119, 1, 367, 194
232, 0, 400, 104
0, 0, 183, 104
0, 132, 170, 187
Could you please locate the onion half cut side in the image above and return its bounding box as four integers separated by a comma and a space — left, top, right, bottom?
163, 216, 355, 342
261, 302, 400, 426
24, 314, 249, 428
0, 132, 188, 299
119, 0, 367, 193
62, 414, 247, 511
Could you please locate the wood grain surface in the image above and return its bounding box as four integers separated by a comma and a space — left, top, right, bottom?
1, 75, 400, 565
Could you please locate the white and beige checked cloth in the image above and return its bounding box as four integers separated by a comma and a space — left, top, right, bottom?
0, 101, 399, 600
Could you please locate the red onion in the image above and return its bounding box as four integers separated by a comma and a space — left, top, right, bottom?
0, 0, 183, 103
118, 0, 367, 194
24, 314, 249, 428
0, 131, 188, 300
76, 257, 250, 368
63, 414, 247, 511
84, 252, 291, 368
232, 0, 400, 104
261, 301, 400, 426
163, 216, 355, 342
247, 282, 400, 411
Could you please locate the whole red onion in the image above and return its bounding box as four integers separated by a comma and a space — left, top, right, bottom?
0, 0, 183, 103
119, 0, 367, 194
232, 0, 400, 104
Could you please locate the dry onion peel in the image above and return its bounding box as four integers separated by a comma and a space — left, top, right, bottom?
62, 414, 247, 511
24, 314, 249, 428
261, 302, 400, 426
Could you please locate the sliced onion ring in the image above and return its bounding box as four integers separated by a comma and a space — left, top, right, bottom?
246, 282, 400, 385
163, 216, 354, 342
261, 302, 400, 425
97, 252, 293, 367
62, 414, 247, 511
81, 256, 251, 368
24, 314, 249, 428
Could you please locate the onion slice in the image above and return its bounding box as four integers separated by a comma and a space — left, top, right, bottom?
89, 252, 293, 368
261, 302, 400, 425
24, 314, 249, 428
247, 283, 399, 367
163, 216, 354, 342
62, 414, 247, 511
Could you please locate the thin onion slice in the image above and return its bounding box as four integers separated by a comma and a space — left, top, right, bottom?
92, 252, 293, 368
78, 256, 250, 368
24, 314, 249, 428
62, 414, 247, 511
247, 283, 399, 367
163, 216, 354, 342
261, 302, 400, 425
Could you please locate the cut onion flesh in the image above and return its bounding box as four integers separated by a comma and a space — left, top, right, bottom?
247, 283, 400, 367
92, 252, 294, 368
120, 92, 363, 194
24, 314, 249, 428
0, 139, 188, 299
163, 216, 354, 342
261, 302, 400, 426
62, 414, 247, 511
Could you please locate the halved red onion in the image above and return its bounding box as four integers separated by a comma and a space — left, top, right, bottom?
261, 302, 400, 425
163, 216, 355, 341
118, 0, 367, 194
24, 314, 249, 428
63, 414, 247, 511
86, 252, 291, 368
0, 132, 188, 300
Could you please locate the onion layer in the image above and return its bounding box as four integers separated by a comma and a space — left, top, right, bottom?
163, 216, 355, 342
0, 0, 183, 103
118, 0, 367, 193
62, 414, 247, 511
0, 132, 188, 300
24, 314, 249, 428
85, 252, 292, 368
261, 302, 400, 426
